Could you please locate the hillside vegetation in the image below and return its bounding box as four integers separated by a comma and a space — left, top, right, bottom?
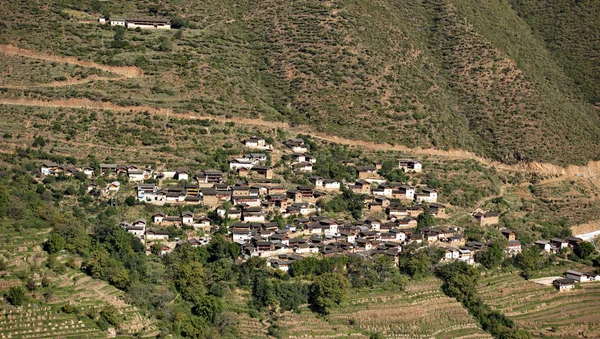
0, 0, 599, 165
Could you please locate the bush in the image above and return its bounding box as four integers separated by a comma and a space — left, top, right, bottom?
6, 286, 26, 306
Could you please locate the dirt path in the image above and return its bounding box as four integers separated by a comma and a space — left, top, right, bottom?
0, 44, 143, 78
0, 75, 117, 89
3, 96, 600, 181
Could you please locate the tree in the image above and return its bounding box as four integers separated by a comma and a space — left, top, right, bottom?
6, 286, 25, 306
44, 233, 66, 254
192, 295, 222, 324
575, 242, 595, 259
124, 196, 136, 206
417, 211, 435, 230
475, 243, 505, 269
309, 273, 349, 314
171, 17, 187, 29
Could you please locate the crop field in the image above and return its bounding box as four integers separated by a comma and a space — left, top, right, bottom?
327, 278, 492, 339
479, 272, 600, 338
0, 224, 158, 338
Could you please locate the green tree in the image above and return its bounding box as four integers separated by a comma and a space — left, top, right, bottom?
309, 273, 349, 314
575, 242, 595, 259
417, 211, 435, 230
6, 286, 25, 306
475, 243, 505, 269
44, 233, 66, 254
192, 295, 222, 324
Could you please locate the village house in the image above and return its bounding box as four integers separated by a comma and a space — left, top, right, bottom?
348, 180, 371, 195
242, 206, 266, 222
397, 159, 423, 173
232, 195, 262, 207
565, 270, 600, 282
193, 216, 211, 231
553, 278, 576, 291
291, 153, 306, 164
174, 170, 189, 181
429, 203, 446, 217
505, 240, 522, 255
41, 162, 59, 176
285, 139, 308, 153
242, 153, 268, 163
322, 179, 340, 190
181, 211, 194, 225
373, 184, 393, 197
194, 170, 223, 186
293, 162, 313, 172
122, 18, 171, 29
441, 248, 460, 262
128, 169, 146, 183
357, 166, 378, 180
566, 236, 584, 248
229, 159, 254, 171
146, 229, 169, 241
270, 259, 292, 272
109, 18, 126, 26
83, 167, 95, 178
472, 209, 499, 226
244, 136, 270, 150
232, 229, 253, 244
415, 188, 438, 203
250, 166, 273, 179
550, 238, 569, 250
534, 240, 552, 253
106, 181, 121, 193
310, 176, 324, 187
501, 229, 516, 241
100, 163, 118, 176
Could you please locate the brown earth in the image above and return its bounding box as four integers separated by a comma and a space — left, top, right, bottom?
0, 44, 143, 78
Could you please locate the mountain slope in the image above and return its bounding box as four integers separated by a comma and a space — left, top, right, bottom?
0, 0, 599, 165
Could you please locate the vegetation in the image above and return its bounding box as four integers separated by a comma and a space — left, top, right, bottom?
1, 0, 599, 164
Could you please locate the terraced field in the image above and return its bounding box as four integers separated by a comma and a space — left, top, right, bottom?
0, 225, 158, 338
479, 272, 600, 338
328, 278, 492, 339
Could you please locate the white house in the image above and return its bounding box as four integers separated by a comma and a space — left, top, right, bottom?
310, 176, 324, 187
565, 270, 600, 282
106, 181, 121, 193
415, 188, 437, 203
232, 230, 252, 244
398, 159, 422, 173
293, 162, 313, 172
323, 179, 340, 190
441, 248, 460, 262
110, 18, 126, 26
83, 167, 95, 178
553, 278, 576, 291
245, 136, 270, 150
193, 216, 211, 231
230, 159, 254, 170
146, 229, 169, 241
175, 170, 189, 181
152, 213, 165, 224
128, 169, 146, 183
125, 18, 171, 30
181, 211, 194, 225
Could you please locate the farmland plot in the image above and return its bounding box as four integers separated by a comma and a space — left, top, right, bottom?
328, 278, 492, 339
479, 272, 600, 338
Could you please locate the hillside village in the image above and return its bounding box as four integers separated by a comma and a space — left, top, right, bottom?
37, 135, 592, 290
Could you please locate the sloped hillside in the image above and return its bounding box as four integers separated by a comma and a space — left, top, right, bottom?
0, 0, 599, 165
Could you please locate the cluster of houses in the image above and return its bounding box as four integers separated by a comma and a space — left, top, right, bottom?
99, 17, 172, 29
119, 214, 211, 255
553, 270, 600, 291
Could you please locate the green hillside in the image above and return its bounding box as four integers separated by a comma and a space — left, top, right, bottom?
0, 0, 599, 165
